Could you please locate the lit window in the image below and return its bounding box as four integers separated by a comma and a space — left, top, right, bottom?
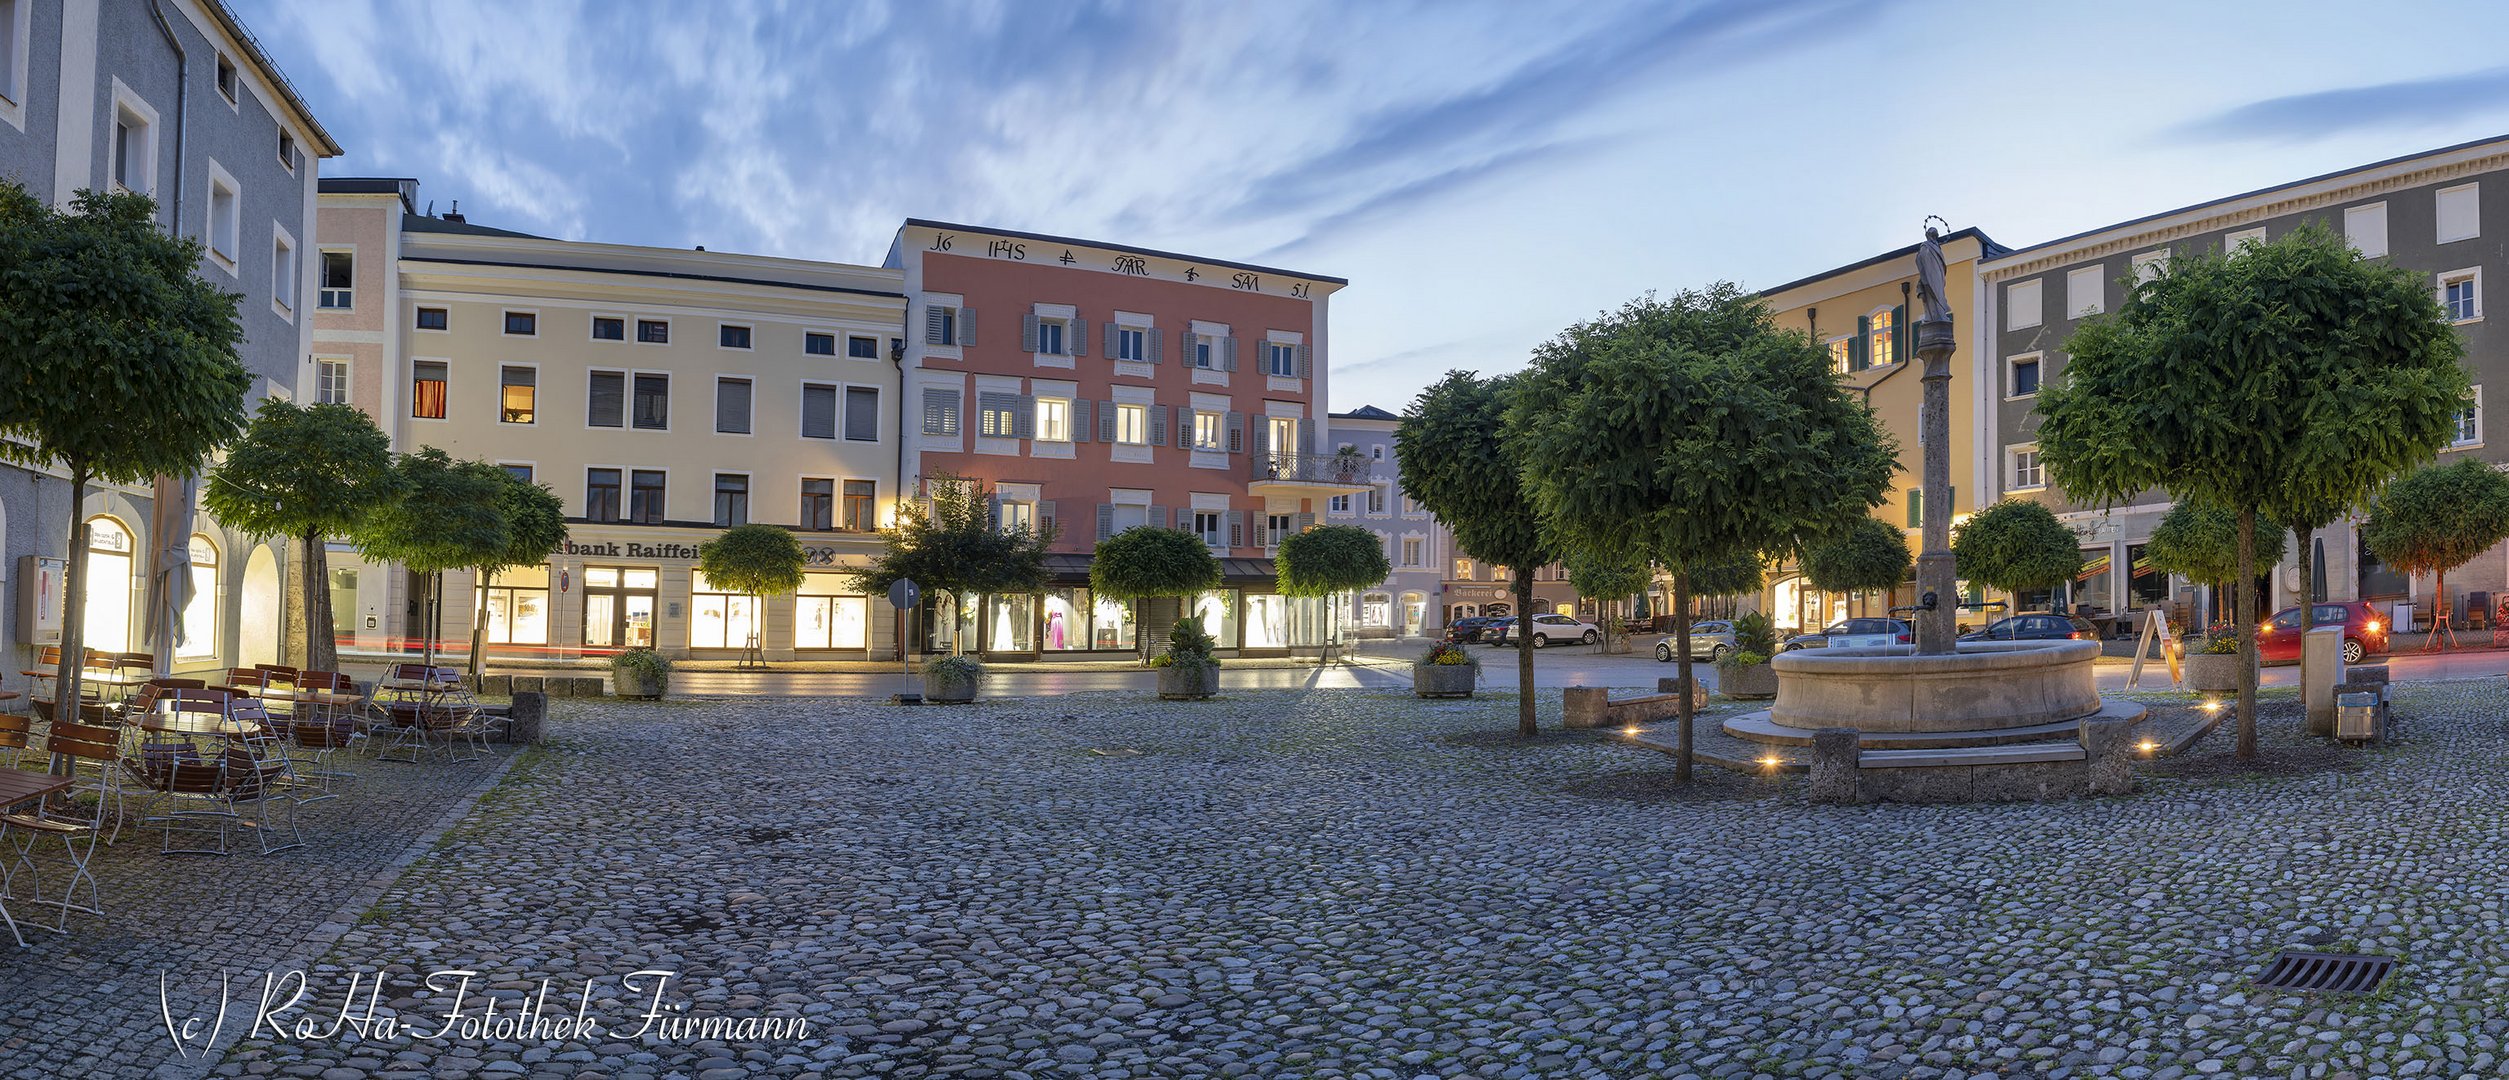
1194, 411, 1223, 451
1001, 500, 1036, 534
1868, 309, 1895, 367
1454, 559, 1475, 581
411, 361, 447, 419
1035, 398, 1071, 442
1115, 404, 1148, 445
1828, 337, 1853, 372
500, 366, 535, 424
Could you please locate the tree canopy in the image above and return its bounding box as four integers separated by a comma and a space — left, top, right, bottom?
1564, 550, 1651, 603
204, 399, 397, 671
1951, 500, 2083, 594
697, 523, 809, 598
1398, 371, 1555, 736
1090, 527, 1221, 601
850, 476, 1054, 601
2144, 501, 2288, 587
2038, 224, 2468, 757
2361, 459, 2509, 603
1683, 552, 1766, 598
1802, 517, 1913, 595
352, 448, 510, 576
1276, 523, 1392, 600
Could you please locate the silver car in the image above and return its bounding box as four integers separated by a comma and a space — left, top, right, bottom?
1653, 620, 1737, 662
1780, 617, 1912, 652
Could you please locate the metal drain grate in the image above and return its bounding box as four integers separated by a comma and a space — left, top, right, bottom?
2254, 951, 2395, 994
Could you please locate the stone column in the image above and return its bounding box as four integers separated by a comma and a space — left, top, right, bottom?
2301, 626, 2345, 736
507, 690, 548, 745
1809, 728, 1862, 803
1914, 317, 1959, 655
2080, 715, 2133, 796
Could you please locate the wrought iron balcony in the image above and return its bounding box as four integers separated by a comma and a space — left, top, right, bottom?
1249, 451, 1376, 493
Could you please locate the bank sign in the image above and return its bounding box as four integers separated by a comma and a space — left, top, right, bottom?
561, 538, 863, 567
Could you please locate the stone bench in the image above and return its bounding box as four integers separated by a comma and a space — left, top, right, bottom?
1561, 680, 1708, 730
1810, 715, 2135, 804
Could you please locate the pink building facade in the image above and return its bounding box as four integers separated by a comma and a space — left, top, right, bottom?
889, 220, 1361, 657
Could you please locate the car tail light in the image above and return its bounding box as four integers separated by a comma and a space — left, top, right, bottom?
2068, 631, 2084, 639
1896, 633, 1911, 644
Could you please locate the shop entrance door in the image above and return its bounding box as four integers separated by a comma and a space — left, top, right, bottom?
583, 567, 659, 649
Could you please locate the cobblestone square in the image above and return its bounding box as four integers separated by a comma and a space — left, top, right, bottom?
7, 683, 2504, 1078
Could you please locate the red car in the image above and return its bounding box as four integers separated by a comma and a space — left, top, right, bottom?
2255, 601, 2388, 664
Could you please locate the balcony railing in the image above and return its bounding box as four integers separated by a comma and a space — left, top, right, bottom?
1251, 451, 1375, 486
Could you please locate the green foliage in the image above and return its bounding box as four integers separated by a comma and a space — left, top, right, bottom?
610, 648, 671, 694
1157, 615, 1219, 668
1951, 500, 2083, 593
1091, 527, 1221, 601
924, 654, 985, 684
1506, 285, 1900, 571
204, 399, 397, 542
1801, 516, 1912, 595
1725, 650, 1771, 668
0, 184, 252, 485
1683, 552, 1766, 598
2146, 501, 2288, 585
486, 467, 568, 575
1275, 523, 1392, 597
1397, 372, 1553, 572
1729, 611, 1776, 656
851, 476, 1054, 599
1564, 549, 1651, 603
697, 523, 809, 598
350, 448, 509, 575
2361, 459, 2509, 579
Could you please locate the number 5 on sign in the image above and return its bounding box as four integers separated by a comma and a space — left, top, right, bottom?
2126, 608, 2181, 689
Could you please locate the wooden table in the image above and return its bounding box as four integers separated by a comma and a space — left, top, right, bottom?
0, 769, 74, 947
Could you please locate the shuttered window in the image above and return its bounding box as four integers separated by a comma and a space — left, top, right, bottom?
845, 387, 880, 442
978, 393, 1019, 438
715, 377, 752, 434
922, 388, 962, 435
588, 371, 624, 427
802, 384, 838, 440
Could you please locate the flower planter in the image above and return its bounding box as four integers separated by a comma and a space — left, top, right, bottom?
1157, 662, 1220, 700
923, 670, 978, 704
2183, 652, 2249, 693
1413, 661, 1478, 698
1717, 660, 1778, 700
612, 669, 665, 700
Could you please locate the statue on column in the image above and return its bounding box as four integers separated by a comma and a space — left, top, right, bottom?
1915, 220, 1953, 327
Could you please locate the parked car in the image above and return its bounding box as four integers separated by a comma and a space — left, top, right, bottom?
1654, 620, 1737, 662
2256, 601, 2388, 664
1780, 617, 1912, 652
1485, 613, 1601, 648
1443, 616, 1511, 644
1959, 612, 2100, 642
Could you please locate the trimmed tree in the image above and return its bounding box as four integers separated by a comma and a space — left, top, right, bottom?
2361, 459, 2509, 649
1802, 517, 1913, 616
1090, 527, 1223, 664
351, 448, 508, 666
1564, 550, 1651, 651
2144, 501, 2287, 630
1509, 285, 1898, 779
851, 477, 1054, 655
0, 184, 250, 713
1398, 372, 1557, 736
696, 524, 808, 669
1951, 499, 2084, 603
1685, 552, 1767, 603
466, 469, 568, 677
2038, 225, 2467, 757
1276, 523, 1392, 653
204, 400, 397, 674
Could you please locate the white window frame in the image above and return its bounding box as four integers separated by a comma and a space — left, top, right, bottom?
2007, 444, 2045, 492
1866, 306, 1897, 367
1114, 403, 1148, 445
501, 308, 541, 338
0, 0, 31, 131
414, 306, 450, 334
718, 322, 754, 351
634, 317, 672, 346
2454, 385, 2484, 449
270, 222, 298, 321
2065, 266, 2103, 319
590, 313, 627, 343
1193, 410, 1223, 451
2223, 226, 2265, 257
314, 358, 350, 405
204, 159, 241, 273
2438, 183, 2482, 245
1034, 396, 1072, 443
1266, 341, 1297, 377
213, 51, 239, 109
2004, 279, 2042, 331
1825, 335, 1853, 373
712, 374, 752, 436
409, 358, 450, 422
2439, 267, 2483, 325
2131, 249, 2170, 284
499, 362, 540, 425
2345, 203, 2389, 258
108, 79, 160, 196
317, 247, 354, 310
1116, 326, 1148, 362
2004, 352, 2043, 400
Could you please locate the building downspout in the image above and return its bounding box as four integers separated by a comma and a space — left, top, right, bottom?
147, 0, 188, 234
891, 339, 911, 663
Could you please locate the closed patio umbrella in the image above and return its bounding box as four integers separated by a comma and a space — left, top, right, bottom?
144, 473, 200, 676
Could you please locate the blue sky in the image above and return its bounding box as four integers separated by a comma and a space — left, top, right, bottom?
241, 0, 2509, 412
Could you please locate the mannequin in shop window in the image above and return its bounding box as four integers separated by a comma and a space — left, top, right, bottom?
1046, 609, 1067, 650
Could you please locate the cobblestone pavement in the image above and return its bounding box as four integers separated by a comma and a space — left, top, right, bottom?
16, 681, 2501, 1078
0, 740, 514, 1080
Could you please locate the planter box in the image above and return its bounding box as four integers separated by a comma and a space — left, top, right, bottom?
1717, 660, 1778, 700
923, 670, 978, 704
1413, 662, 1478, 698
1158, 662, 1220, 700
2183, 652, 2250, 693
612, 669, 664, 700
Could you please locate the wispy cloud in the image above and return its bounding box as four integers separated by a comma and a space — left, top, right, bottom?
2169, 67, 2509, 143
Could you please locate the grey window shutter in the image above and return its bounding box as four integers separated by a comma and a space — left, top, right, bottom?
1891, 303, 1908, 364
1297, 421, 1314, 456
1147, 329, 1163, 364
1070, 317, 1087, 358
1253, 515, 1270, 548
1226, 412, 1245, 454
1021, 313, 1040, 353
1297, 344, 1312, 379
1097, 503, 1114, 541
925, 305, 945, 344
960, 307, 976, 346
1149, 504, 1168, 532
1227, 511, 1243, 549
1222, 336, 1238, 372
1182, 328, 1198, 366
1014, 394, 1037, 439
802, 384, 837, 439
1852, 315, 1870, 369
1097, 400, 1117, 442
1103, 321, 1119, 360
922, 388, 961, 435
1149, 405, 1167, 446
1251, 419, 1270, 456
1071, 399, 1092, 443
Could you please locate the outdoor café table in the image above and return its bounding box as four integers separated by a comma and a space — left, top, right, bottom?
0, 768, 75, 946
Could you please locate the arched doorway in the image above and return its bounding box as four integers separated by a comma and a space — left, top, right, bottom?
240, 546, 282, 667
82, 516, 137, 652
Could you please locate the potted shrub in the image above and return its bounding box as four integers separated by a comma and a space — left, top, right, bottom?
1328, 445, 1369, 483
611, 648, 670, 700
1413, 641, 1479, 698
2183, 633, 2248, 692
923, 654, 983, 704
1153, 617, 1222, 700
1715, 611, 1779, 700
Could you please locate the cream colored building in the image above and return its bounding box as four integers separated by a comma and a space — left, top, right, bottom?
312, 179, 908, 662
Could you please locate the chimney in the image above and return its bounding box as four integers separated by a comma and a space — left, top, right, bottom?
443, 200, 465, 224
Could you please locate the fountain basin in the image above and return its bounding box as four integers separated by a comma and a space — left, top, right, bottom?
1766, 639, 2102, 734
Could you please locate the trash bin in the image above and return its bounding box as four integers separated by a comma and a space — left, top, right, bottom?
2336, 691, 2378, 741
2392, 601, 2417, 635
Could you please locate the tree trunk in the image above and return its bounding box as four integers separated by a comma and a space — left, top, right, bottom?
2293, 525, 2313, 696
423, 571, 441, 668
1673, 569, 1694, 784
1514, 574, 1536, 738
470, 566, 493, 679
304, 530, 337, 673
56, 466, 91, 749
2235, 509, 2258, 760
2433, 568, 2451, 652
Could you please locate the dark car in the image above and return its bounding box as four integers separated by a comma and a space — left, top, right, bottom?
2256, 601, 2388, 664
1959, 612, 2099, 642
1444, 616, 1510, 644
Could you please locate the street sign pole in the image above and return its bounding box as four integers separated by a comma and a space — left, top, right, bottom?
888, 578, 922, 705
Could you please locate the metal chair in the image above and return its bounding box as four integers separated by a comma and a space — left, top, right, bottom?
374, 665, 486, 763
0, 714, 28, 771
0, 721, 120, 931
280, 672, 364, 801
